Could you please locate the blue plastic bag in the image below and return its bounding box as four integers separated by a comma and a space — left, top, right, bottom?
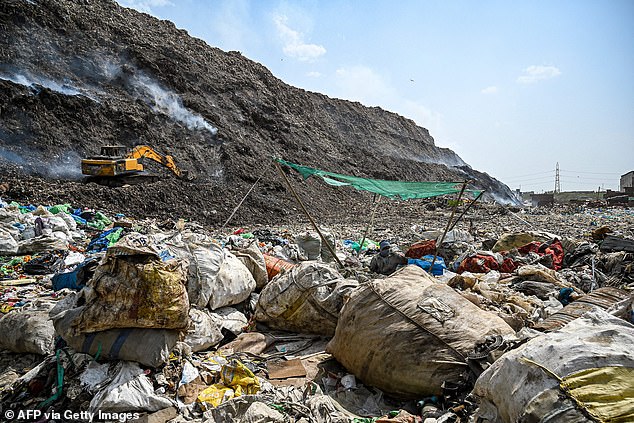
407, 255, 446, 276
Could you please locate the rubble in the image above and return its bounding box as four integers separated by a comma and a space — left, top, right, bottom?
0, 198, 633, 422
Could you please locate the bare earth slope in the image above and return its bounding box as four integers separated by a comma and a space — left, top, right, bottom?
0, 0, 517, 226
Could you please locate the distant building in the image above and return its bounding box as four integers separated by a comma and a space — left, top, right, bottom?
604, 189, 629, 205
531, 193, 554, 207
621, 171, 634, 192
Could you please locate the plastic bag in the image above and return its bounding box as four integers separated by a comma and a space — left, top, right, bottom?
0, 306, 56, 355
327, 265, 514, 397
197, 359, 260, 409
255, 262, 358, 336
58, 242, 189, 334
89, 361, 174, 413
233, 241, 269, 288
166, 231, 224, 307
184, 308, 224, 352
51, 294, 180, 367
209, 250, 256, 310
473, 309, 634, 423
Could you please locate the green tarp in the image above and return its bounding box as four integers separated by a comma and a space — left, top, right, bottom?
276, 159, 480, 200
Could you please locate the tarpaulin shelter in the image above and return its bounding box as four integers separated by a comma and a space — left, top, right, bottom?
275, 159, 481, 200
274, 159, 484, 270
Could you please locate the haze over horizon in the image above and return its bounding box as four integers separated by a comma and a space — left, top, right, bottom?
118, 0, 633, 193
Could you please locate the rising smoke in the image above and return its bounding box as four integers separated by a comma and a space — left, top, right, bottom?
0, 72, 83, 96
131, 74, 218, 136
0, 148, 83, 180
95, 59, 218, 137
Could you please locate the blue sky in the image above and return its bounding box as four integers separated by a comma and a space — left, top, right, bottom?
117, 0, 633, 192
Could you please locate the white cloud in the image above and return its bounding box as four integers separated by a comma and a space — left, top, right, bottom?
306, 71, 322, 78
117, 0, 172, 14
398, 100, 444, 138
273, 15, 326, 62
213, 0, 250, 52
330, 66, 444, 137
481, 86, 498, 94
517, 65, 561, 84
333, 66, 392, 106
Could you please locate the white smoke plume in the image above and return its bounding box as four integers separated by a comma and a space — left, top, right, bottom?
0, 72, 83, 96
130, 74, 218, 136
0, 147, 83, 180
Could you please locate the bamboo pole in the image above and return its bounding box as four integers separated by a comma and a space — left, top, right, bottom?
275, 161, 344, 268
357, 193, 381, 256
429, 181, 469, 272
220, 174, 264, 232
447, 190, 484, 232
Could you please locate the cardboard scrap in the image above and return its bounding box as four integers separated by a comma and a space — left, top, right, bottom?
267, 358, 307, 380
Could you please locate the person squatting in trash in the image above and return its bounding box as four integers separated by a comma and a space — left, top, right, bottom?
369, 240, 408, 275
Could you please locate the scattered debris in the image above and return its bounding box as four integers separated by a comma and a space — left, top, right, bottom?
1, 198, 633, 422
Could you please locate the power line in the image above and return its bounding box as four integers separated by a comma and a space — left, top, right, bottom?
560, 177, 615, 182
560, 170, 621, 175
499, 170, 555, 180
504, 176, 557, 183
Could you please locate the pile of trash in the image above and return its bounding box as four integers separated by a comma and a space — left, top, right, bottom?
1, 197, 633, 422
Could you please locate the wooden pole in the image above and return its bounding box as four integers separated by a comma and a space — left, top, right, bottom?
447, 190, 484, 232
275, 161, 344, 268
429, 181, 469, 273
357, 193, 381, 256
220, 174, 264, 232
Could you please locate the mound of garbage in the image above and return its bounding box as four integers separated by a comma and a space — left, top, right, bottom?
1, 0, 518, 230
1, 195, 633, 422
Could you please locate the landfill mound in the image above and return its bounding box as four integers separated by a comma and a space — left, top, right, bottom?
0, 0, 517, 226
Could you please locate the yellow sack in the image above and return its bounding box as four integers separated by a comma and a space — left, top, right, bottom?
221, 359, 260, 396
560, 366, 634, 423
197, 359, 260, 408
197, 384, 235, 409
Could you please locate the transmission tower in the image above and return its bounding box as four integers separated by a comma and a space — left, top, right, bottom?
554, 162, 561, 193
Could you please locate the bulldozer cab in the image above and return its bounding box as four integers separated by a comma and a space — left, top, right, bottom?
99, 145, 128, 158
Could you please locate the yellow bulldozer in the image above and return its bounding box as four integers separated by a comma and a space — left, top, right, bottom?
81, 145, 190, 186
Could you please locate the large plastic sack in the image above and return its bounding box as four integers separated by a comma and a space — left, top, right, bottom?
166, 231, 224, 307
167, 233, 255, 310
0, 305, 56, 355
90, 361, 174, 413
61, 236, 189, 334
65, 328, 178, 368
0, 227, 19, 255
533, 286, 632, 332
46, 215, 70, 235
263, 254, 295, 281
255, 262, 358, 336
210, 250, 257, 310
473, 309, 634, 423
211, 307, 248, 335
56, 210, 78, 232
327, 265, 515, 397
184, 308, 224, 352
319, 230, 338, 262
51, 298, 179, 367
295, 232, 321, 260
492, 231, 559, 253
0, 206, 21, 222
233, 241, 269, 288
17, 235, 68, 254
